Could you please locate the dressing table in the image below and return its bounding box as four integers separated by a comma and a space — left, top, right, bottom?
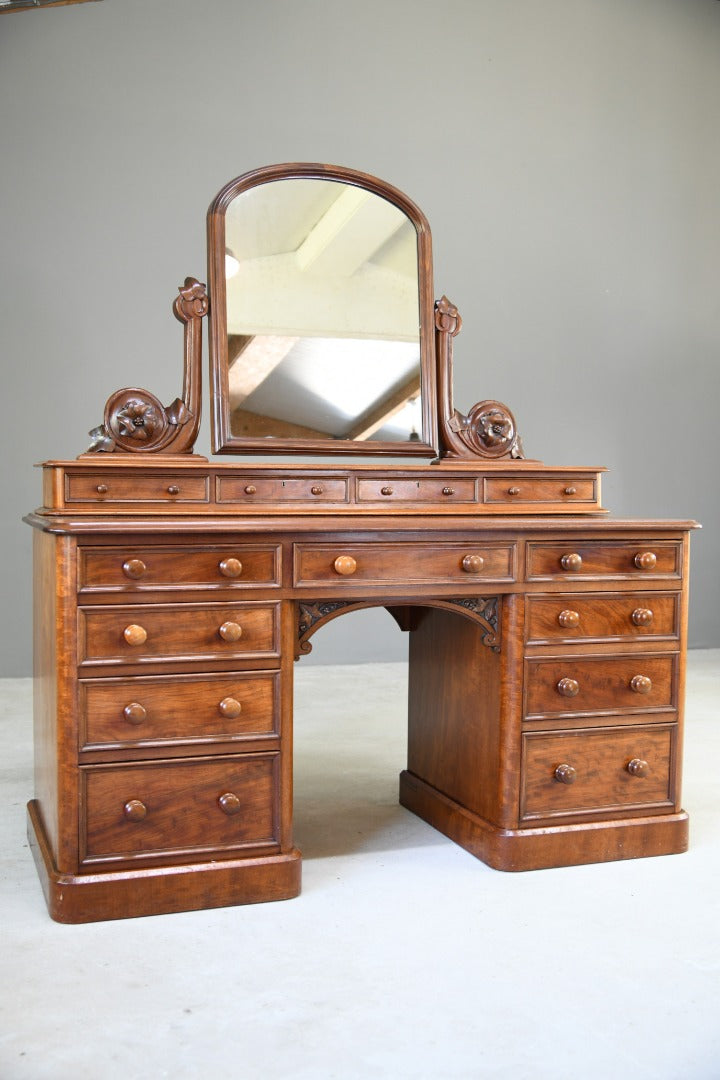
25, 163, 696, 922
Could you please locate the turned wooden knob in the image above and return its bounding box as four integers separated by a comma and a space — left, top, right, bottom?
96, 484, 109, 495
507, 486, 520, 496
558, 609, 581, 629
123, 624, 147, 647
219, 621, 243, 642
123, 799, 147, 821
218, 792, 242, 816
167, 485, 180, 496
627, 758, 650, 778
557, 677, 580, 698
218, 696, 242, 719
631, 608, 654, 627
634, 551, 657, 570
123, 702, 147, 725
334, 555, 357, 576
122, 558, 147, 580
244, 484, 257, 495
564, 486, 577, 496
560, 553, 583, 571
630, 674, 652, 694
554, 764, 577, 785
219, 557, 243, 579
310, 485, 324, 496
442, 487, 455, 496
380, 486, 394, 496
461, 554, 485, 574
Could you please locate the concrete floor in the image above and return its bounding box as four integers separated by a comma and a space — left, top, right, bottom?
1, 652, 719, 1080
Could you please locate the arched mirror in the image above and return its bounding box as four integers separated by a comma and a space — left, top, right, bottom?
207, 163, 437, 456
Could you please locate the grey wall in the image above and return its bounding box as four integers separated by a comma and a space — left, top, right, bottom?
1, 0, 718, 674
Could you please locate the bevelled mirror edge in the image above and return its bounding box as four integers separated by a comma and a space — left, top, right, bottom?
206, 162, 438, 458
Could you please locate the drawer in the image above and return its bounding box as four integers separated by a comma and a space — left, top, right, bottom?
526, 541, 681, 580
485, 477, 597, 506
79, 544, 281, 592
65, 472, 210, 504
79, 602, 280, 666
525, 593, 679, 644
293, 542, 515, 586
79, 672, 279, 750
521, 726, 674, 819
356, 477, 476, 504
217, 475, 349, 504
81, 754, 278, 863
525, 655, 676, 718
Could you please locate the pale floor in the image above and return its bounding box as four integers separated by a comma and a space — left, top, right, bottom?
1, 652, 719, 1080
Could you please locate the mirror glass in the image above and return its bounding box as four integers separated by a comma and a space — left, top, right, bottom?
208, 166, 437, 456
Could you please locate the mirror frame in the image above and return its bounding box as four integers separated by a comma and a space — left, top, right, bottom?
207, 162, 438, 457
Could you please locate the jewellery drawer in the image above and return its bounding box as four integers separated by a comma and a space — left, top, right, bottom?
65, 472, 210, 504
293, 542, 515, 586
79, 544, 281, 591
526, 541, 681, 579
79, 672, 279, 750
484, 477, 597, 506
78, 602, 280, 666
521, 726, 674, 819
525, 593, 679, 644
356, 477, 476, 503
217, 475, 349, 504
80, 754, 278, 864
524, 655, 676, 718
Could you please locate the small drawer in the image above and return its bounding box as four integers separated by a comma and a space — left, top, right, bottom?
525, 655, 676, 718
78, 545, 281, 592
217, 475, 349, 504
525, 593, 679, 645
293, 542, 515, 587
485, 477, 596, 505
79, 602, 280, 666
526, 541, 681, 580
81, 754, 278, 864
356, 478, 476, 503
521, 726, 674, 819
79, 672, 279, 750
65, 472, 210, 504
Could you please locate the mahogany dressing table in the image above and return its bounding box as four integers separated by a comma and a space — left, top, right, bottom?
25, 164, 697, 922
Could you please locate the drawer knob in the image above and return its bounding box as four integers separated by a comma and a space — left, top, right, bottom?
560, 553, 583, 571
442, 487, 455, 496
123, 799, 147, 822
167, 485, 180, 496
630, 674, 652, 694
380, 486, 394, 496
557, 609, 581, 629
219, 557, 243, 579
627, 758, 650, 778
507, 486, 520, 496
123, 624, 147, 647
334, 555, 357, 576
557, 677, 580, 698
219, 621, 243, 642
554, 764, 577, 785
218, 792, 242, 816
123, 702, 147, 725
564, 486, 577, 496
96, 484, 109, 495
631, 607, 654, 627
244, 485, 257, 495
310, 485, 324, 496
218, 696, 243, 719
634, 551, 657, 571
122, 558, 147, 580
461, 554, 485, 574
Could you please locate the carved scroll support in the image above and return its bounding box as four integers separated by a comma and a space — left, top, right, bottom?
85, 277, 208, 454
435, 296, 524, 461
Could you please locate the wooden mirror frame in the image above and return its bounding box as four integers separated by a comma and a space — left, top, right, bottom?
206, 162, 438, 458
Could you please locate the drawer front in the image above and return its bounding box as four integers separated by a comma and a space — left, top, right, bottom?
525, 593, 679, 644
485, 478, 596, 505
79, 545, 281, 591
217, 475, 349, 504
356, 478, 476, 504
80, 672, 279, 750
525, 655, 676, 717
522, 726, 673, 818
79, 602, 280, 665
66, 472, 210, 504
81, 755, 277, 862
293, 542, 515, 586
527, 541, 681, 580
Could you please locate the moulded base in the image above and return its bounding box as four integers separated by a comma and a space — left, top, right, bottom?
398, 771, 689, 871
27, 800, 301, 923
